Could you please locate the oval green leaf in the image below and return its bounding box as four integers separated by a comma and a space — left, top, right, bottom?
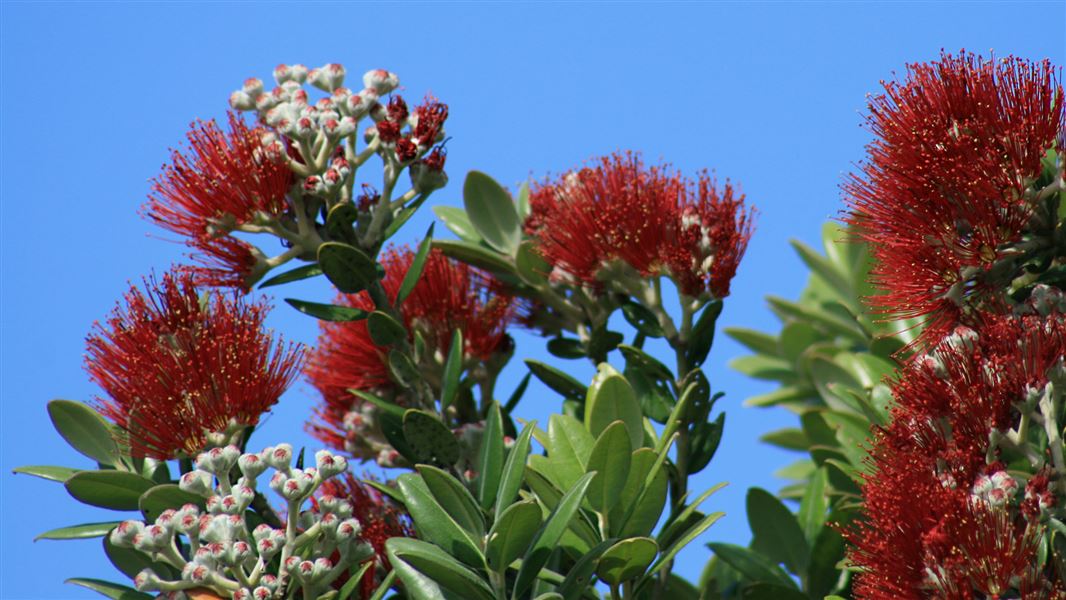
485, 500, 542, 571
585, 421, 632, 513
47, 400, 119, 465
65, 470, 156, 511
596, 537, 658, 585
317, 241, 379, 294
585, 364, 644, 450
463, 170, 521, 255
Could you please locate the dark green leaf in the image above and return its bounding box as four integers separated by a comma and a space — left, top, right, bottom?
612, 448, 670, 538
706, 543, 797, 589
617, 344, 673, 382
440, 330, 464, 413
643, 512, 724, 583
621, 302, 665, 338
65, 578, 152, 600
740, 583, 810, 600
338, 561, 374, 600
396, 473, 485, 568
807, 524, 846, 599
688, 412, 725, 474
496, 421, 536, 515
477, 402, 505, 510
403, 410, 461, 467
388, 349, 420, 387
48, 400, 119, 466
13, 465, 81, 483
596, 537, 658, 585
514, 473, 596, 599
397, 224, 436, 305
798, 467, 829, 544
526, 359, 588, 401
326, 202, 359, 245
585, 363, 644, 450
463, 171, 521, 255
285, 298, 369, 321
65, 471, 156, 511
432, 239, 516, 275
687, 299, 723, 367
35, 521, 122, 541
546, 414, 595, 491
368, 311, 408, 346
486, 500, 543, 571
585, 421, 633, 513
516, 240, 550, 286
138, 484, 204, 522
258, 263, 323, 289
747, 487, 809, 574
416, 465, 485, 537
386, 537, 494, 600
557, 539, 617, 600
547, 338, 586, 360
504, 373, 532, 413
104, 534, 174, 579
318, 242, 380, 294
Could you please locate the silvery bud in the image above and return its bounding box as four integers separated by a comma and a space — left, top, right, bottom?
174, 504, 201, 534
274, 63, 308, 85
315, 450, 348, 478
110, 520, 144, 547
335, 518, 362, 542
265, 444, 293, 471
363, 69, 399, 95
233, 589, 253, 600
239, 452, 268, 480
179, 469, 214, 497
134, 569, 162, 592
230, 91, 256, 111
309, 63, 346, 92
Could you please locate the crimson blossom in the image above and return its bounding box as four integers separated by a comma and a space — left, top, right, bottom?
845, 51, 1064, 349
848, 305, 1066, 599
144, 112, 293, 290
85, 270, 305, 459
306, 246, 517, 462
524, 152, 754, 298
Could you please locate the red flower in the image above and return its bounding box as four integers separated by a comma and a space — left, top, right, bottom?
145, 112, 292, 240
848, 311, 1066, 598
845, 52, 1064, 347
182, 235, 261, 292
318, 474, 414, 600
306, 246, 516, 454
525, 152, 754, 298
86, 269, 305, 459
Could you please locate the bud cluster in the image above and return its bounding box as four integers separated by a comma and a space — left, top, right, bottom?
110, 444, 373, 599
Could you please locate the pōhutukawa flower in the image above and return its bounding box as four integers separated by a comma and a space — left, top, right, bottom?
305, 245, 517, 463
847, 306, 1066, 599
85, 269, 305, 459
524, 152, 754, 299
845, 51, 1065, 349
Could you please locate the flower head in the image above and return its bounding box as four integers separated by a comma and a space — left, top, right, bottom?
525, 152, 754, 298
86, 269, 305, 458
845, 51, 1064, 347
306, 246, 516, 456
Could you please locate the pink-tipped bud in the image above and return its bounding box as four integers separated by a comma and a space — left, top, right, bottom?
233, 589, 253, 600
265, 444, 293, 471
331, 87, 351, 106
335, 517, 362, 542
252, 587, 272, 600
363, 69, 399, 95
242, 78, 264, 98
345, 92, 374, 119
175, 504, 200, 534
134, 568, 161, 592
182, 562, 212, 583
255, 93, 280, 113
309, 63, 346, 92
230, 91, 256, 111
110, 520, 144, 547
315, 450, 348, 478
238, 452, 267, 481
274, 64, 308, 85
180, 469, 214, 497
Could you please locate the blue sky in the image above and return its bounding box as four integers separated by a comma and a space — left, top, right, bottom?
2, 2, 1063, 598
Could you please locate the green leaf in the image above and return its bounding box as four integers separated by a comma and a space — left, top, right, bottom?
516, 240, 550, 286
138, 484, 203, 522
526, 359, 588, 401
766, 296, 865, 343
513, 473, 596, 599
440, 330, 464, 413
396, 473, 485, 568
13, 465, 81, 483
724, 327, 780, 356
368, 311, 408, 346
496, 421, 536, 515
318, 241, 380, 294
486, 500, 543, 571
611, 449, 670, 538
656, 482, 728, 550
688, 412, 725, 474
747, 487, 809, 574
585, 363, 644, 451
326, 202, 359, 245
403, 410, 461, 467
35, 521, 122, 541
743, 385, 814, 408
516, 182, 531, 219
65, 470, 156, 511
258, 263, 323, 288
642, 511, 724, 584
65, 578, 152, 600
596, 537, 658, 585
432, 239, 516, 275
433, 206, 482, 243
759, 428, 809, 451
547, 337, 586, 360
585, 421, 633, 513
687, 299, 723, 367
416, 465, 486, 537
808, 524, 846, 599
740, 583, 810, 600
384, 193, 432, 241
285, 298, 369, 321
546, 414, 595, 491
790, 239, 854, 308
477, 401, 505, 511
729, 355, 795, 381
778, 321, 820, 364
338, 561, 374, 600
103, 534, 174, 580
397, 224, 436, 304
557, 539, 617, 599
798, 467, 829, 544
47, 400, 119, 466
621, 302, 665, 338
387, 538, 495, 600
463, 170, 522, 255
706, 543, 797, 589
388, 349, 420, 387
617, 344, 673, 382
505, 373, 532, 413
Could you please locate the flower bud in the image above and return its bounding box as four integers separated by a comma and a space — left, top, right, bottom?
239, 452, 268, 481
175, 504, 200, 534
233, 589, 253, 600
133, 524, 171, 553
265, 444, 293, 471
274, 64, 308, 85
182, 562, 212, 583
110, 520, 144, 547
134, 569, 161, 592
230, 91, 256, 111
363, 69, 399, 95
255, 93, 280, 113
312, 557, 333, 581
252, 587, 273, 600
409, 151, 449, 193
315, 450, 349, 478
335, 518, 362, 542
179, 470, 215, 497
309, 63, 346, 92
346, 91, 374, 119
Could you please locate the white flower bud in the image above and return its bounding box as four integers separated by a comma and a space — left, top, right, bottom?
312, 557, 333, 581
242, 77, 264, 98
230, 91, 256, 111
255, 93, 280, 113
363, 69, 399, 95
182, 562, 212, 583
346, 91, 375, 120
179, 470, 214, 497
239, 452, 268, 481
252, 587, 273, 600
233, 589, 253, 600
309, 63, 346, 92
133, 524, 170, 553
274, 63, 308, 85
175, 504, 200, 534
335, 518, 362, 542
110, 520, 144, 547
315, 450, 349, 478
265, 444, 293, 471
134, 569, 161, 592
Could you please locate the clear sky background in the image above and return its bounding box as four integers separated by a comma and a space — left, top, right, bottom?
2, 2, 1063, 598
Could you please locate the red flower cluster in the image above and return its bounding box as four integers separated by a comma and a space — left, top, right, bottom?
85, 270, 305, 459
318, 474, 414, 600
524, 152, 754, 298
845, 52, 1064, 347
848, 312, 1066, 598
144, 112, 293, 290
306, 246, 516, 454
373, 95, 448, 164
